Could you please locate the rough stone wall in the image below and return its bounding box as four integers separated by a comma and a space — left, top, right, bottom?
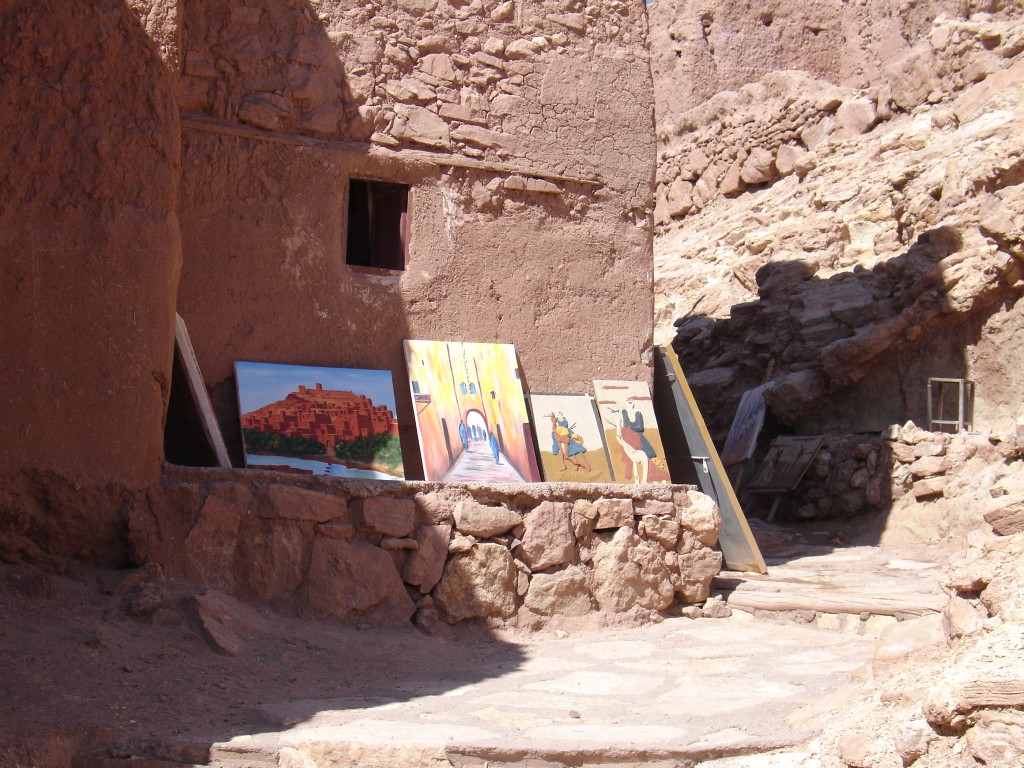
0, 1, 181, 492
130, 467, 723, 629
653, 14, 1024, 225
763, 422, 1023, 527
174, 0, 658, 470
647, 0, 1015, 132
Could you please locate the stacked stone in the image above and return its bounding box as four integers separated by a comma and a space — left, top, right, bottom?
888, 422, 1024, 504
769, 422, 1024, 522
179, 0, 651, 189
653, 15, 1024, 227
422, 491, 722, 630
785, 434, 892, 521
131, 469, 723, 630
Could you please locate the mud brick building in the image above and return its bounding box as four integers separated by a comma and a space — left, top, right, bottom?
0, 0, 658, 561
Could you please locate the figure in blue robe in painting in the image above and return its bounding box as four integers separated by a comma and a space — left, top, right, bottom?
620, 398, 657, 459
549, 412, 591, 472
488, 430, 500, 464
458, 421, 469, 453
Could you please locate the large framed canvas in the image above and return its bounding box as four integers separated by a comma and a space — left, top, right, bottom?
593, 380, 671, 484
235, 361, 404, 480
527, 393, 614, 483
404, 340, 542, 482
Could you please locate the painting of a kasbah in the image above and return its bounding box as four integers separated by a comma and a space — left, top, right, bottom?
528, 393, 614, 483
235, 361, 404, 480
403, 340, 542, 483
593, 380, 672, 485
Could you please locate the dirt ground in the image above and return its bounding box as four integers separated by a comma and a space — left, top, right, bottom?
0, 559, 528, 767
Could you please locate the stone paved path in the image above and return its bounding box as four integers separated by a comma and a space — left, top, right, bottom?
209, 614, 878, 767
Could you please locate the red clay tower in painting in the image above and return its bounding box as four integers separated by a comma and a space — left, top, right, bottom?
241, 384, 398, 452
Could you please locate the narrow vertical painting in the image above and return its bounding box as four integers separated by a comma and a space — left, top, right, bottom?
593, 380, 672, 484
404, 340, 542, 483
235, 361, 404, 480
527, 393, 614, 483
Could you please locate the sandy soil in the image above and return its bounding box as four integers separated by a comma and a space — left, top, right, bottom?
0, 560, 523, 767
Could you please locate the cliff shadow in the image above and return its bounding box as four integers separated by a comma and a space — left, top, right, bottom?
667, 224, 1015, 546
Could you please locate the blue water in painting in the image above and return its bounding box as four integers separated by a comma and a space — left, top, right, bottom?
245, 453, 399, 481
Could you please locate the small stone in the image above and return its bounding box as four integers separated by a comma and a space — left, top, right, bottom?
701, 597, 732, 618
894, 719, 935, 765
448, 534, 476, 554
838, 732, 874, 767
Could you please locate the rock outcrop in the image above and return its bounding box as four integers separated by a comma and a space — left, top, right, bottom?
654, 13, 1024, 447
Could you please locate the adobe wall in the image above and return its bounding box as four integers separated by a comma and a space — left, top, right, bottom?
129, 467, 723, 629
0, 1, 181, 488
174, 0, 658, 472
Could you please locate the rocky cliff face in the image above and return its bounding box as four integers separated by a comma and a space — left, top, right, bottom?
651, 9, 1024, 454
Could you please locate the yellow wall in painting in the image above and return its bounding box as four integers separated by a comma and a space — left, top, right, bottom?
405, 341, 535, 481
405, 341, 465, 480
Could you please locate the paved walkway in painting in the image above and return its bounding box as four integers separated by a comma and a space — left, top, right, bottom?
442, 442, 526, 483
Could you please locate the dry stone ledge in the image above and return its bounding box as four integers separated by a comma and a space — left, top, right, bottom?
453, 500, 520, 538
133, 468, 725, 630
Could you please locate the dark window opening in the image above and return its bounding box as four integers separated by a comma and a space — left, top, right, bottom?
346, 178, 409, 271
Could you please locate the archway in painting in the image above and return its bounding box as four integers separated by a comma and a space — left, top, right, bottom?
465, 409, 488, 445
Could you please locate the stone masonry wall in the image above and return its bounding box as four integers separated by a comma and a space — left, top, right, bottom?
764, 422, 1024, 527
129, 467, 723, 629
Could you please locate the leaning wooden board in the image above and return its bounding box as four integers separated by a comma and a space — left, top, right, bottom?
175, 313, 231, 468
656, 345, 767, 574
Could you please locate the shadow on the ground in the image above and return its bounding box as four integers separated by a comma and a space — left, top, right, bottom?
0, 562, 527, 765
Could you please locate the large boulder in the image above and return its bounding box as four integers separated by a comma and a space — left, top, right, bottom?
434, 542, 517, 622
362, 497, 415, 537
520, 501, 575, 571
674, 531, 723, 603
453, 500, 521, 538
591, 528, 674, 612
402, 523, 452, 594
302, 539, 415, 627
265, 485, 347, 523
676, 490, 721, 547
182, 483, 252, 592
524, 566, 594, 616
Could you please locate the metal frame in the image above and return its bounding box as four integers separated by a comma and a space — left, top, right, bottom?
927, 377, 975, 433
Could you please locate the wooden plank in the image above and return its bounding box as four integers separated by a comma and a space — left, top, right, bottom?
957, 680, 1024, 710
180, 113, 603, 188
174, 313, 231, 468
718, 586, 945, 616
656, 345, 766, 574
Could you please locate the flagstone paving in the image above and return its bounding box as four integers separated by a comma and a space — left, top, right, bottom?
209, 613, 879, 767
